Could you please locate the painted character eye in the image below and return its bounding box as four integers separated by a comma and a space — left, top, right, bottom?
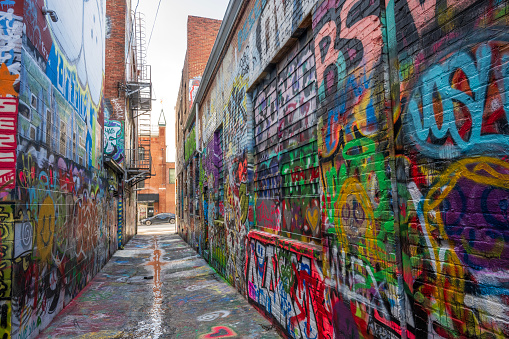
352, 200, 365, 226
341, 203, 350, 222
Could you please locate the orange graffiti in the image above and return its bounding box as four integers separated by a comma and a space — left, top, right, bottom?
0, 63, 18, 97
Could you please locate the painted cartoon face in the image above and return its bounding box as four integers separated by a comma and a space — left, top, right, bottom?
336, 178, 375, 253
46, 0, 104, 105
341, 193, 368, 246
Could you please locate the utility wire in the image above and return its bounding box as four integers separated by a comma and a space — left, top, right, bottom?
147, 0, 162, 51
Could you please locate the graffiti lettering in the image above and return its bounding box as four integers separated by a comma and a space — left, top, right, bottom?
407, 41, 509, 158
0, 98, 17, 197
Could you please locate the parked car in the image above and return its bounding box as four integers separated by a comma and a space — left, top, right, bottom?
141, 213, 176, 225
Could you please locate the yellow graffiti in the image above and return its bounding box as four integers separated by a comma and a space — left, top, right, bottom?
37, 196, 56, 263
424, 157, 509, 264
336, 177, 376, 258
0, 301, 11, 338
0, 204, 13, 301
352, 87, 376, 136
423, 157, 509, 337
306, 207, 320, 234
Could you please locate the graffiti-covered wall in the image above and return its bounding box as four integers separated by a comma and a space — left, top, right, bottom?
0, 1, 117, 338
177, 0, 509, 338
392, 0, 509, 337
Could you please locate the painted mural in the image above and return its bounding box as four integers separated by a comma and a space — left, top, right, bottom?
0, 0, 114, 338
104, 119, 125, 163
177, 0, 509, 338
0, 98, 18, 198
392, 0, 509, 337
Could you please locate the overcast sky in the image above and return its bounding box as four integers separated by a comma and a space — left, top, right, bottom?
137, 0, 230, 162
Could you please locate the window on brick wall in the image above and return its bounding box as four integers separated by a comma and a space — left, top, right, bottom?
169, 168, 175, 184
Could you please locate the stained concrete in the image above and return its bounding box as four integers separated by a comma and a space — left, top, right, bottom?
37, 224, 280, 339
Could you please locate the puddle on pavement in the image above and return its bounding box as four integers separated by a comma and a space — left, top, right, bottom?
133, 236, 168, 338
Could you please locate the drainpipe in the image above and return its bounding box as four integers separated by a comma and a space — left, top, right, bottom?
195, 102, 202, 154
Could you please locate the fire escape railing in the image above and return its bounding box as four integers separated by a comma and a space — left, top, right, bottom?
122, 12, 153, 187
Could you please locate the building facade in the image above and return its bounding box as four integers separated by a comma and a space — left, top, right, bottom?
175, 16, 222, 188
0, 1, 145, 338
137, 117, 177, 220
104, 0, 139, 248
175, 15, 222, 239
175, 0, 509, 338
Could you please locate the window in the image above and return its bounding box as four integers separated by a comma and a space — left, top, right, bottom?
169, 168, 175, 184
139, 147, 145, 160
138, 180, 145, 189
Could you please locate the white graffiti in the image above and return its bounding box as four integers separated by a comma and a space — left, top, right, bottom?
196, 310, 230, 322
0, 8, 22, 77
110, 98, 123, 119
185, 280, 216, 292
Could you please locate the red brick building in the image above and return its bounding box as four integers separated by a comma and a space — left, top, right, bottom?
103, 0, 139, 243
175, 16, 222, 229
137, 113, 176, 220
175, 16, 222, 172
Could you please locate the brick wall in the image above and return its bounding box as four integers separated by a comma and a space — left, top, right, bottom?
176, 0, 509, 338
176, 16, 222, 176
188, 16, 222, 79
138, 126, 176, 215
175, 16, 222, 245
0, 1, 126, 338
105, 0, 138, 245
105, 0, 127, 113
138, 126, 167, 212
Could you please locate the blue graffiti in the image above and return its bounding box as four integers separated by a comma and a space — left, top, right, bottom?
407, 42, 509, 158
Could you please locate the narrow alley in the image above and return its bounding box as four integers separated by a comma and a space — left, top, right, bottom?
2, 0, 509, 338
36, 224, 279, 339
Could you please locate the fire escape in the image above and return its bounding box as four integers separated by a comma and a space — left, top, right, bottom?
124, 12, 153, 187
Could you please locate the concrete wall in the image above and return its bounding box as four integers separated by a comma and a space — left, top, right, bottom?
176, 0, 509, 338
0, 1, 126, 338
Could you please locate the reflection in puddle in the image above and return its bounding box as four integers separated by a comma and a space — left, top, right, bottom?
134, 236, 167, 338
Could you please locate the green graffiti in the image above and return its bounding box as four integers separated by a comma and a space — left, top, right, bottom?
277, 248, 295, 294
185, 127, 196, 162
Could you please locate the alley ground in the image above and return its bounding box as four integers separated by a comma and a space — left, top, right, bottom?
37, 223, 280, 339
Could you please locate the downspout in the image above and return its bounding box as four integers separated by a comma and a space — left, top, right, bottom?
195, 102, 202, 154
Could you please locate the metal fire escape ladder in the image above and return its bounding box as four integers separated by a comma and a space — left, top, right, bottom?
124, 12, 153, 187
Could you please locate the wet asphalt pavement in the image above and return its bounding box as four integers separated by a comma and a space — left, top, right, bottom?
37, 223, 280, 338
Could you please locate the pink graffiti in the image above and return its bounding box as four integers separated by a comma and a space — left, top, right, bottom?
0, 97, 18, 197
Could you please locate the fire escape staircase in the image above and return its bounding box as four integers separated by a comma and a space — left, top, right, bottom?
123, 12, 153, 187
